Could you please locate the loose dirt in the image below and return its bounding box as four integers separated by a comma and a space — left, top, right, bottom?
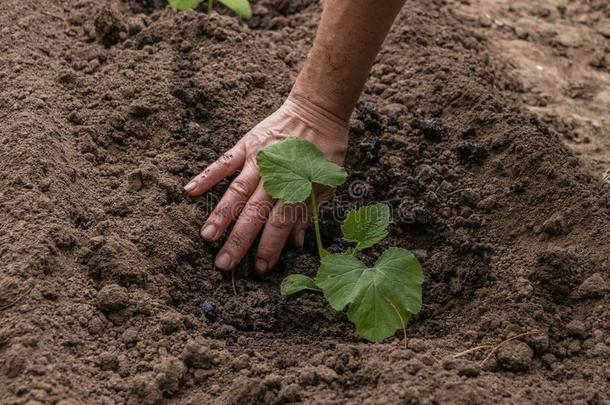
1, 0, 608, 403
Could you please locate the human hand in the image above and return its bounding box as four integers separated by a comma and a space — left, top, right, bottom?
184, 95, 349, 273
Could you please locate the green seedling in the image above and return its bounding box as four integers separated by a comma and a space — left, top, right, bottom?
256, 137, 423, 344
168, 0, 252, 20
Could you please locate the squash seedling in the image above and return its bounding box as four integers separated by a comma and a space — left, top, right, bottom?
256, 138, 424, 345
168, 0, 252, 20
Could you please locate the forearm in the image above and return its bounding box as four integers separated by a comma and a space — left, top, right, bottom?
291, 0, 405, 122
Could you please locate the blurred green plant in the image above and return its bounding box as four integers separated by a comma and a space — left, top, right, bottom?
168, 0, 252, 20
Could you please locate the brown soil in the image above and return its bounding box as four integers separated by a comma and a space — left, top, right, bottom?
1, 0, 608, 404
453, 0, 610, 178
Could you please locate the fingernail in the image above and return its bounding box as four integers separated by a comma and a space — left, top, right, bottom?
201, 225, 216, 240
296, 230, 305, 247
256, 258, 268, 273
184, 180, 197, 192
215, 253, 232, 270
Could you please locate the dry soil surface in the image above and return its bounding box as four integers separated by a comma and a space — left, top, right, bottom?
0, 0, 609, 404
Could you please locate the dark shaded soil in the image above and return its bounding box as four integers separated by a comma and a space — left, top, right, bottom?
0, 0, 608, 403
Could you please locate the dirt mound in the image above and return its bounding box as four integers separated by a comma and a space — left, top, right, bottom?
0, 0, 608, 403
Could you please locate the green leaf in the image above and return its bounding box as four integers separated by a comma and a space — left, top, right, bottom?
218, 0, 252, 19
257, 138, 347, 204
280, 274, 321, 295
342, 203, 390, 251
168, 0, 203, 10
315, 248, 423, 342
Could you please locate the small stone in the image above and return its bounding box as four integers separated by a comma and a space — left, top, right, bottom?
389, 348, 415, 361
121, 327, 139, 345
314, 365, 338, 384
477, 195, 498, 211
97, 284, 129, 312
128, 102, 154, 117
574, 273, 608, 299
441, 357, 456, 370
566, 320, 587, 339
457, 363, 480, 378
68, 110, 85, 125
496, 341, 533, 372
408, 338, 428, 352
542, 213, 564, 236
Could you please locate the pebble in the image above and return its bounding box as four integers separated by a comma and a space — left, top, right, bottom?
128, 101, 154, 117
477, 195, 498, 211
97, 284, 129, 312
408, 338, 428, 352
457, 363, 480, 378
574, 273, 608, 299
68, 110, 86, 125
121, 327, 139, 346
496, 341, 533, 372
565, 320, 587, 339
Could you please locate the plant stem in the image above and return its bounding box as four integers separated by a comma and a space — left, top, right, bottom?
386, 298, 408, 349
310, 189, 324, 257
207, 0, 213, 13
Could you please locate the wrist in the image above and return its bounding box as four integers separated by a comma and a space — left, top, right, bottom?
282, 94, 349, 139
290, 73, 355, 124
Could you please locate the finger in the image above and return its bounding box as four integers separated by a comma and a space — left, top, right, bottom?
214, 183, 273, 271
256, 202, 300, 273
289, 204, 309, 247
200, 162, 259, 242
184, 144, 245, 197
290, 218, 309, 247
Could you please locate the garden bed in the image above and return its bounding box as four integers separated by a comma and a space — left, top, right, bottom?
0, 0, 608, 403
